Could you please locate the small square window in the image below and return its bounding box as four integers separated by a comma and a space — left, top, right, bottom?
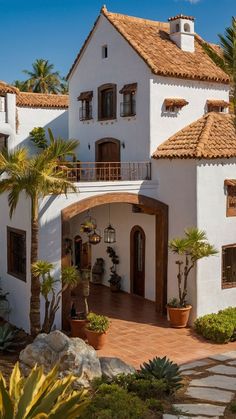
102, 45, 108, 59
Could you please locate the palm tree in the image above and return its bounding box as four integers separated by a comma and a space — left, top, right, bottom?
203, 17, 236, 117
23, 59, 62, 94
0, 130, 79, 335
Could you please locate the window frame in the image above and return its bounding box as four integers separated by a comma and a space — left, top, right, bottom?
7, 226, 26, 281
222, 243, 236, 289
225, 181, 236, 217
102, 45, 108, 59
98, 84, 117, 121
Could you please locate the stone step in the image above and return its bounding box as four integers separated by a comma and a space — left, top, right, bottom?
173, 403, 225, 417
186, 386, 234, 403
207, 364, 236, 376
190, 374, 236, 391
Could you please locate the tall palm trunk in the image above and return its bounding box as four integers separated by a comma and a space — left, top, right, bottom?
29, 194, 41, 336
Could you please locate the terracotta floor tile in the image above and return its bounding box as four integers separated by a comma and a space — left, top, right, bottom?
83, 284, 236, 368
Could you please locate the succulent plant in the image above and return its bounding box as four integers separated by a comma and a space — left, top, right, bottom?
0, 323, 18, 352
139, 356, 183, 393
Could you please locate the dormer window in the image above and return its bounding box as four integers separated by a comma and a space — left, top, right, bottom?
78, 91, 93, 121
120, 83, 137, 117
98, 84, 116, 120
207, 100, 229, 113
164, 98, 189, 113
102, 45, 108, 59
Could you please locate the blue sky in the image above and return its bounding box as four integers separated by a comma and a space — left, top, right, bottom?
0, 0, 234, 84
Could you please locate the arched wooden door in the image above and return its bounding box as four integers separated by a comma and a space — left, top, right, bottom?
95, 138, 120, 180
130, 226, 145, 297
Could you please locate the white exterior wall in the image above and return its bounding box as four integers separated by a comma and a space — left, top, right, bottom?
15, 107, 68, 152
150, 76, 229, 155
153, 158, 197, 320
196, 159, 236, 317
69, 15, 151, 162
70, 203, 155, 300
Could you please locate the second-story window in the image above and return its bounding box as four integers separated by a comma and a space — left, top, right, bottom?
0, 96, 5, 113
207, 100, 229, 113
120, 83, 137, 117
78, 91, 93, 121
98, 84, 116, 120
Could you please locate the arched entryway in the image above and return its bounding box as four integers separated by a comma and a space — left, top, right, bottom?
130, 225, 145, 297
61, 192, 168, 329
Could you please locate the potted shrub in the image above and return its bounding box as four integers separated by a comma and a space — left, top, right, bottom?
106, 247, 121, 292
85, 312, 110, 349
80, 217, 97, 234
168, 227, 217, 328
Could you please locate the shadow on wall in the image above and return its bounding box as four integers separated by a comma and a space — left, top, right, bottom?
18, 111, 69, 155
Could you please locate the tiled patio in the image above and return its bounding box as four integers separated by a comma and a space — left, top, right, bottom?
87, 284, 236, 368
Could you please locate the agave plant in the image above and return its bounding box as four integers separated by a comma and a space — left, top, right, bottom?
139, 356, 183, 393
0, 323, 18, 352
0, 362, 88, 418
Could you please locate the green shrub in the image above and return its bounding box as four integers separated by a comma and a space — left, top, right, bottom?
126, 377, 168, 400
86, 312, 110, 333
145, 398, 164, 413
81, 383, 148, 419
194, 307, 236, 343
139, 356, 183, 393
230, 401, 236, 413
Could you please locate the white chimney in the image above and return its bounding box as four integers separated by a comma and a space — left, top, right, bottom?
168, 14, 195, 53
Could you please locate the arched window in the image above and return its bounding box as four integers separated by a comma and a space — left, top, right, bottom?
98, 83, 117, 120
184, 23, 191, 33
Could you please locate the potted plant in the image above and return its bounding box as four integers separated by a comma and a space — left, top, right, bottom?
168, 227, 217, 328
106, 247, 121, 292
85, 312, 110, 349
70, 268, 91, 339
80, 217, 97, 234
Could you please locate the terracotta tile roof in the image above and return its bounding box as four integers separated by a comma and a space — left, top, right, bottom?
16, 92, 68, 109
168, 14, 195, 22
0, 81, 19, 94
152, 113, 236, 159
67, 7, 229, 84
164, 98, 189, 108
207, 99, 229, 107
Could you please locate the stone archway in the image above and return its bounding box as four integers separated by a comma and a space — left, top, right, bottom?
61, 192, 168, 329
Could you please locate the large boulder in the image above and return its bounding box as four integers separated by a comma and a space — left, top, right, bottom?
19, 330, 102, 387
99, 357, 136, 379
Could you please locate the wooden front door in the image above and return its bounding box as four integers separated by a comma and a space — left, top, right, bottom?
130, 226, 145, 297
96, 139, 120, 180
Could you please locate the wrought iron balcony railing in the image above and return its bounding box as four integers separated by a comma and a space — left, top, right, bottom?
120, 100, 136, 117
79, 105, 92, 121
57, 161, 151, 182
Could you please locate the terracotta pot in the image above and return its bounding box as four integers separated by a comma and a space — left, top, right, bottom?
167, 305, 192, 328
70, 318, 88, 339
85, 328, 107, 349
110, 284, 120, 292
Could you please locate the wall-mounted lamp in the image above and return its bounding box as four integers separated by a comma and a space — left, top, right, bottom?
121, 142, 125, 149
88, 143, 91, 150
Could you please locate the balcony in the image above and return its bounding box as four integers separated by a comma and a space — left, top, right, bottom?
120, 100, 136, 117
79, 105, 92, 121
58, 161, 151, 182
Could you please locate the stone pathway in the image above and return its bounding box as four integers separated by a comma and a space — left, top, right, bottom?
163, 351, 236, 418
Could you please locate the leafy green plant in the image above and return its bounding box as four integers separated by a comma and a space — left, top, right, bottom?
195, 306, 236, 343
230, 401, 236, 413
86, 312, 110, 334
106, 247, 121, 290
145, 398, 164, 413
139, 356, 182, 393
125, 377, 168, 400
30, 127, 48, 150
80, 383, 148, 419
169, 228, 217, 307
0, 323, 18, 352
32, 261, 80, 333
0, 362, 88, 418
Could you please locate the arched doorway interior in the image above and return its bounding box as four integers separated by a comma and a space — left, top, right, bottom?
61, 192, 168, 329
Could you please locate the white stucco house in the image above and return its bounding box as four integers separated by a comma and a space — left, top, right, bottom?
0, 6, 235, 333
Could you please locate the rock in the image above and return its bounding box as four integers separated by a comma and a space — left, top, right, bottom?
173, 403, 225, 417
209, 351, 236, 361
190, 374, 236, 391
207, 364, 236, 376
179, 360, 210, 371
45, 330, 70, 352
99, 357, 135, 379
186, 386, 234, 403
20, 330, 102, 387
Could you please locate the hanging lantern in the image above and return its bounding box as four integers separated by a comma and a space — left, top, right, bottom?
89, 230, 102, 245
104, 204, 116, 244
104, 224, 116, 243
80, 212, 97, 234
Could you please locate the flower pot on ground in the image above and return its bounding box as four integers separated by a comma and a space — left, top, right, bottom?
168, 227, 217, 328
70, 310, 89, 339
106, 247, 121, 291
85, 312, 110, 350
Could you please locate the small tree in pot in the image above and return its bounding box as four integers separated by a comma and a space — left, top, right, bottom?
85, 312, 110, 349
106, 247, 121, 292
168, 227, 217, 328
